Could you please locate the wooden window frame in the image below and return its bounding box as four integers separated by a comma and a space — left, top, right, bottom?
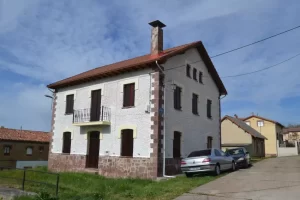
174, 86, 182, 110
192, 93, 198, 115
199, 72, 203, 84
62, 132, 71, 154
4, 145, 11, 156
65, 94, 74, 115
207, 99, 212, 119
207, 136, 213, 149
186, 64, 191, 78
123, 83, 135, 108
173, 131, 182, 158
193, 68, 197, 81
26, 146, 33, 156
120, 129, 134, 157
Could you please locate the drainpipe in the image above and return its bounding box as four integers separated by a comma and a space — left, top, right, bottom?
155, 61, 175, 178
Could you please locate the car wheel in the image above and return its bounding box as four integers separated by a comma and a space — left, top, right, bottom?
244, 159, 249, 168
185, 172, 194, 178
214, 164, 221, 176
231, 162, 236, 171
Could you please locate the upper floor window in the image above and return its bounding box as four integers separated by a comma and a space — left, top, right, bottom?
123, 83, 135, 107
62, 132, 71, 154
121, 129, 134, 157
186, 64, 191, 78
207, 136, 213, 149
207, 99, 212, 119
192, 93, 198, 115
173, 131, 181, 158
65, 94, 74, 114
26, 147, 33, 156
193, 68, 197, 80
4, 145, 11, 156
174, 86, 182, 110
257, 120, 264, 127
245, 121, 250, 126
199, 72, 203, 84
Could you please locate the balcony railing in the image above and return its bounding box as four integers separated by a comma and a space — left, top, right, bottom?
73, 106, 111, 125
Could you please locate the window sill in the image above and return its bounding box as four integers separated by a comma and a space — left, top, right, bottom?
122, 106, 135, 109
193, 113, 199, 116
207, 117, 213, 120
174, 108, 182, 111
65, 113, 73, 115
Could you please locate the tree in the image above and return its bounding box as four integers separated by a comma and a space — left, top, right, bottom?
287, 124, 300, 128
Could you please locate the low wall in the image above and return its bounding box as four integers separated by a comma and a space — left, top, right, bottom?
277, 141, 298, 157
16, 161, 48, 169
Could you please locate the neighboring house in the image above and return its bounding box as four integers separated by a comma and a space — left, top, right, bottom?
47, 20, 227, 179
221, 116, 266, 157
242, 115, 284, 157
0, 127, 50, 169
283, 127, 300, 142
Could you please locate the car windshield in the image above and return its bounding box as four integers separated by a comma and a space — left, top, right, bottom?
226, 148, 244, 155
188, 149, 211, 157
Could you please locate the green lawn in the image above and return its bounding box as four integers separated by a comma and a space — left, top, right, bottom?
0, 167, 218, 200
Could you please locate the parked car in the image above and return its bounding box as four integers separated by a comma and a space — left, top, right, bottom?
180, 148, 236, 177
225, 147, 251, 168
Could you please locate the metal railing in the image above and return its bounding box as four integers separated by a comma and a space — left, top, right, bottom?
73, 106, 111, 123
0, 167, 60, 197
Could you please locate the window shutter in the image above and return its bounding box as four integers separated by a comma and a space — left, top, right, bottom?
65, 94, 74, 114
192, 94, 198, 114
193, 68, 197, 80
173, 131, 181, 158
207, 99, 212, 118
199, 72, 203, 83
186, 64, 191, 77
123, 83, 135, 107
63, 132, 71, 154
121, 129, 133, 157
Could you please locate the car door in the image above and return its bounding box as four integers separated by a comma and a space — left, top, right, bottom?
220, 150, 232, 169
214, 149, 227, 170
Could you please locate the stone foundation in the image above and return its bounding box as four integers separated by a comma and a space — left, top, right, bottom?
165, 158, 182, 175
48, 153, 155, 179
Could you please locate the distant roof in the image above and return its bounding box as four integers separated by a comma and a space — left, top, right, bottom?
283, 127, 300, 133
0, 127, 50, 143
242, 115, 284, 127
47, 41, 227, 95
222, 115, 267, 140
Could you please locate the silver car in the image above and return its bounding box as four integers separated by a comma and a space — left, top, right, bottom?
181, 148, 236, 177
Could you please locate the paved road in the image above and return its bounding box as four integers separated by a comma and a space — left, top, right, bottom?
175, 156, 300, 200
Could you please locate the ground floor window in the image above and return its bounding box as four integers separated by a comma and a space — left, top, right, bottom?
207, 136, 213, 149
121, 129, 134, 157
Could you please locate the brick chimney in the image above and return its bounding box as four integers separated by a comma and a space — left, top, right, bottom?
149, 20, 166, 55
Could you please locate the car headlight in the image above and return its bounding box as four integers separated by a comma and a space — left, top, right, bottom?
237, 157, 245, 161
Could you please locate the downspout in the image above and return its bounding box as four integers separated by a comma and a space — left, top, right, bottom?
155, 60, 175, 178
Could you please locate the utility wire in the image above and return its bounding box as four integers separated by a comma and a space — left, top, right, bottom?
210, 25, 300, 58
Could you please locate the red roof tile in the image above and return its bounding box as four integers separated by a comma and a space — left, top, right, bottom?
48, 41, 227, 95
0, 128, 50, 143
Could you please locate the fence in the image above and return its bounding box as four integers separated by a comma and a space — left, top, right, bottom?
0, 167, 60, 197
277, 140, 299, 157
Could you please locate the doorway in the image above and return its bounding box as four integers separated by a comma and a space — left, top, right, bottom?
90, 89, 101, 121
86, 131, 100, 168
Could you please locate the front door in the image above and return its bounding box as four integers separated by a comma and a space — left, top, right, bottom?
86, 131, 100, 168
90, 89, 101, 121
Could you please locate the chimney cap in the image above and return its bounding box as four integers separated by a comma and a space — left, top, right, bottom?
149, 20, 166, 28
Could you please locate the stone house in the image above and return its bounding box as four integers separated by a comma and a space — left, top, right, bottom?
47, 20, 227, 179
0, 127, 50, 169
221, 115, 266, 157
283, 127, 300, 142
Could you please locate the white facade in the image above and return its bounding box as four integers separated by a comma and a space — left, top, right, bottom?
52, 48, 221, 159
52, 69, 153, 157
163, 48, 221, 158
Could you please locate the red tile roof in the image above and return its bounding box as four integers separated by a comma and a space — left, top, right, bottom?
0, 127, 50, 143
283, 127, 300, 133
48, 41, 227, 95
242, 115, 285, 127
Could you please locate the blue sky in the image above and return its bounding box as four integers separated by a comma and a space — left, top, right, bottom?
0, 0, 300, 131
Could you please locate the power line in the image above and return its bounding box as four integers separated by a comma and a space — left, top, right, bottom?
210, 24, 300, 58
221, 52, 300, 78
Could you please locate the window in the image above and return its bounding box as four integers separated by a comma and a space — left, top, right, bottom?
65, 94, 74, 114
174, 86, 182, 110
121, 129, 134, 157
199, 72, 203, 84
173, 131, 181, 158
188, 149, 211, 157
207, 136, 213, 149
62, 132, 71, 154
26, 147, 33, 156
193, 68, 197, 80
123, 83, 135, 107
186, 64, 191, 77
257, 120, 264, 127
207, 99, 212, 118
245, 121, 250, 126
214, 149, 221, 156
192, 93, 198, 115
4, 146, 11, 156
39, 146, 44, 153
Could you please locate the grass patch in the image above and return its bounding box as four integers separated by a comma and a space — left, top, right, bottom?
0, 167, 218, 200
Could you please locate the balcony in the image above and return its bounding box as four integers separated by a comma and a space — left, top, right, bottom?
73, 106, 111, 126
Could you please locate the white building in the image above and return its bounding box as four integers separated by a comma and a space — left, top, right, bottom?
47, 20, 227, 179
